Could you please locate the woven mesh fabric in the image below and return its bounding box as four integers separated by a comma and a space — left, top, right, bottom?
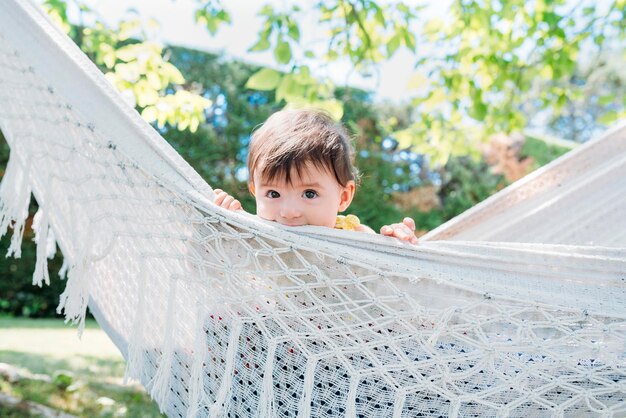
0, 1, 625, 417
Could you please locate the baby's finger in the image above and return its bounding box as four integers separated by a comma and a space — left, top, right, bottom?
380, 225, 394, 236
214, 191, 227, 206
221, 195, 235, 208
398, 223, 419, 242
228, 199, 241, 210
403, 217, 416, 231
392, 224, 411, 241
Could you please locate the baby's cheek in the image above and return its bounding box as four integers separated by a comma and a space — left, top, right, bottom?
255, 201, 272, 220
319, 211, 339, 228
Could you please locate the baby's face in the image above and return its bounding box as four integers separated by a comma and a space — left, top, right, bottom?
252, 162, 354, 228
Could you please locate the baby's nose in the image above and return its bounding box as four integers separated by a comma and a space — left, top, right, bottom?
280, 202, 301, 219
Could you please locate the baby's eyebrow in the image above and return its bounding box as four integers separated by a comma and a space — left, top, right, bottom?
259, 182, 281, 188
259, 182, 322, 188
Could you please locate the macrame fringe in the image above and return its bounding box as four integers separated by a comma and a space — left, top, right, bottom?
393, 389, 406, 418
296, 357, 318, 418
449, 399, 461, 418
58, 258, 69, 279
0, 153, 83, 334
344, 374, 360, 418
31, 207, 57, 257
57, 259, 90, 337
0, 154, 32, 258
185, 300, 211, 418
148, 277, 179, 410
0, 154, 56, 288
57, 227, 94, 337
124, 261, 147, 386
257, 340, 277, 417
32, 207, 56, 287
209, 320, 243, 418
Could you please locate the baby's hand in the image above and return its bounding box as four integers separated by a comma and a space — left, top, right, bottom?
213, 189, 242, 211
380, 217, 418, 244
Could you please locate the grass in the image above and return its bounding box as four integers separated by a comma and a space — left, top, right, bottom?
0, 403, 41, 418
0, 317, 102, 329
0, 316, 165, 417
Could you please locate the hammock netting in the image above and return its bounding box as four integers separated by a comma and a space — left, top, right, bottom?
0, 1, 625, 417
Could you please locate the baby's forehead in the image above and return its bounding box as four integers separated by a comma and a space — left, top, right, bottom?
256, 162, 337, 187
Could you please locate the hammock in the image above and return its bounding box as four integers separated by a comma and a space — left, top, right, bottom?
1, 1, 625, 417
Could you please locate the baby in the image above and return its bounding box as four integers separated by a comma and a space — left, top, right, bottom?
214, 108, 418, 244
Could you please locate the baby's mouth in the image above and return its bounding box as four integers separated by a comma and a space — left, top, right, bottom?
278, 220, 305, 227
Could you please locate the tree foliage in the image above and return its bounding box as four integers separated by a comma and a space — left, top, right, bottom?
237, 0, 419, 120
42, 0, 212, 133
406, 0, 625, 163
195, 0, 625, 162
41, 0, 626, 157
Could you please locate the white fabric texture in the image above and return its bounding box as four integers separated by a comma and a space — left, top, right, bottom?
0, 1, 624, 417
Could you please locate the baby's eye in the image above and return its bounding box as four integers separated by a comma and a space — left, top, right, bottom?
266, 190, 280, 199
303, 190, 318, 199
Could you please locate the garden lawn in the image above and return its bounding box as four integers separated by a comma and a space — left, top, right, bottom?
0, 316, 164, 417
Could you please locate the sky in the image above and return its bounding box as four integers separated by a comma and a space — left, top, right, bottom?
81, 0, 450, 102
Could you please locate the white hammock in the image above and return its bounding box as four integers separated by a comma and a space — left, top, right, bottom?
1, 1, 625, 417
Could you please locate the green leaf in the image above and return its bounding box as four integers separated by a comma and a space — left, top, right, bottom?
206, 16, 218, 35
259, 5, 274, 16
393, 129, 417, 149
470, 101, 487, 121
397, 3, 410, 14
116, 46, 137, 62
135, 81, 159, 107
424, 18, 443, 35
194, 9, 206, 23
594, 34, 605, 45
189, 117, 200, 133
386, 33, 401, 57
539, 65, 553, 80
146, 72, 162, 90
375, 8, 385, 26
218, 10, 231, 24
102, 49, 116, 69
313, 98, 344, 120
292, 66, 313, 84
245, 68, 282, 90
114, 63, 140, 83
598, 110, 618, 125
141, 106, 158, 123
403, 30, 416, 51
598, 94, 615, 106
162, 63, 185, 85
177, 116, 190, 131
276, 74, 302, 102
582, 6, 595, 16
274, 40, 292, 64
249, 37, 271, 52
288, 23, 300, 42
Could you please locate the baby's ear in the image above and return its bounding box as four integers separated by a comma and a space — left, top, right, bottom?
248, 182, 256, 196
338, 180, 356, 212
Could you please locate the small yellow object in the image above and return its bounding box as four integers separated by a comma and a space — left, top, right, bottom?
335, 214, 361, 231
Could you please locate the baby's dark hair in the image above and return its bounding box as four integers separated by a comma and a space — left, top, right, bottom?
247, 108, 357, 188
